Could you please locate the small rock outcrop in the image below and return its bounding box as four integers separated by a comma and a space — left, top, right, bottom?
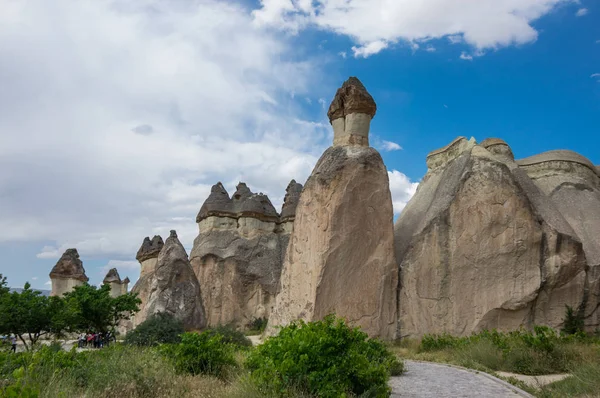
268, 77, 398, 338
134, 231, 206, 330
49, 248, 89, 296
395, 137, 588, 337
102, 268, 129, 297
190, 181, 300, 328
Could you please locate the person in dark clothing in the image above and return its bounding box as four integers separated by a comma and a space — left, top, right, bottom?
10, 336, 17, 353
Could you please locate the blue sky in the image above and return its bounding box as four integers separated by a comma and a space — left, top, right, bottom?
0, 0, 598, 290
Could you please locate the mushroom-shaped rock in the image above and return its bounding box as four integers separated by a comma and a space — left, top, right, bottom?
327, 77, 377, 147
232, 182, 252, 202
196, 182, 234, 223
140, 230, 206, 330
103, 268, 122, 284
136, 236, 164, 262
280, 180, 304, 222
49, 249, 89, 296
268, 81, 397, 339
237, 193, 279, 222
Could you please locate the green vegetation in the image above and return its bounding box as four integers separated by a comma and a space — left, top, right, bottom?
0, 274, 140, 351
125, 312, 184, 346
205, 325, 252, 348
245, 317, 268, 335
246, 314, 403, 398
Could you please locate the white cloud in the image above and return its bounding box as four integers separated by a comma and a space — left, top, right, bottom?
352, 40, 388, 58
591, 73, 600, 78
381, 141, 403, 152
576, 8, 588, 16
44, 280, 51, 286
318, 98, 327, 109
253, 0, 571, 57
388, 170, 419, 214
0, 0, 329, 264
31, 277, 38, 281
460, 52, 474, 61
425, 46, 436, 52
338, 51, 347, 58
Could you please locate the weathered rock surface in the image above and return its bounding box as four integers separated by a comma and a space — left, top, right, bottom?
268, 77, 398, 339
133, 231, 206, 330
517, 150, 600, 328
395, 137, 588, 337
136, 235, 164, 278
49, 248, 89, 296
190, 181, 298, 328
103, 268, 129, 297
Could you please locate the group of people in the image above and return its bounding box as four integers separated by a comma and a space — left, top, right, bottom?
77, 332, 114, 349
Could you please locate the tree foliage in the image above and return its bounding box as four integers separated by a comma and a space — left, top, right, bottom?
63, 283, 141, 333
125, 312, 184, 346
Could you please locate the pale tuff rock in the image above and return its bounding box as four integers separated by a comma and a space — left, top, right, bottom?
395, 138, 587, 337
134, 230, 206, 330
328, 77, 377, 147
49, 248, 89, 296
103, 268, 129, 297
268, 78, 398, 339
518, 150, 600, 328
190, 181, 299, 328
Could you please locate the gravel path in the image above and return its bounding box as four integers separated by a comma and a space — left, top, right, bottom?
390, 361, 533, 397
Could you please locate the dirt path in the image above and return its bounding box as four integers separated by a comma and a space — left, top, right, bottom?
390, 361, 534, 397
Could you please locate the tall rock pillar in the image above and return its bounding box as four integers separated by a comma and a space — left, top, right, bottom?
267, 77, 398, 339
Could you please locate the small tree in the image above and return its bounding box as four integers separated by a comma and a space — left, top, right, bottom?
125, 312, 184, 346
0, 282, 66, 350
561, 305, 584, 335
63, 283, 141, 333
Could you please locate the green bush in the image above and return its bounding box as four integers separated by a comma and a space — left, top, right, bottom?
125, 312, 184, 346
246, 315, 402, 398
246, 317, 268, 333
165, 332, 237, 378
205, 324, 252, 348
562, 305, 585, 335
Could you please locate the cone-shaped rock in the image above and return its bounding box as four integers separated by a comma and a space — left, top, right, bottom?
268, 77, 398, 339
190, 183, 287, 328
196, 182, 234, 222
103, 268, 129, 297
395, 137, 587, 337
49, 248, 89, 296
103, 268, 122, 284
137, 230, 206, 330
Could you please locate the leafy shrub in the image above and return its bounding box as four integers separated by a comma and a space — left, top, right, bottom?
246, 315, 402, 398
125, 312, 184, 346
420, 333, 465, 352
205, 325, 252, 348
246, 317, 268, 333
165, 332, 237, 378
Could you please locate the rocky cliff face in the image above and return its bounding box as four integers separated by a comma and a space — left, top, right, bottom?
189, 180, 301, 328
517, 150, 600, 328
268, 77, 398, 339
134, 231, 206, 330
395, 137, 588, 337
49, 248, 89, 296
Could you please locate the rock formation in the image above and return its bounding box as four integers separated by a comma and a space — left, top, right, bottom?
267, 77, 398, 339
189, 180, 301, 328
49, 248, 89, 296
517, 150, 600, 328
132, 231, 206, 330
395, 137, 588, 337
102, 268, 129, 297
136, 235, 164, 278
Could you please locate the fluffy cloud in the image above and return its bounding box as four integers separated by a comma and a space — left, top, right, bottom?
575, 8, 588, 16
388, 171, 419, 214
253, 0, 572, 57
0, 0, 329, 263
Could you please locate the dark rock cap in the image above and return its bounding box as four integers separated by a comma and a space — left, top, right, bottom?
327, 77, 377, 123
196, 181, 280, 223
136, 235, 164, 262
122, 277, 130, 284
196, 182, 235, 222
281, 179, 304, 221
49, 248, 89, 282
103, 268, 122, 284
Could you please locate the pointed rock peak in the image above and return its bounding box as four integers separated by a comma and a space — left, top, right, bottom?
136, 235, 164, 262
233, 182, 252, 201
197, 182, 234, 223
122, 277, 130, 284
50, 248, 89, 282
103, 268, 122, 284
169, 230, 178, 239
327, 76, 377, 123
281, 179, 304, 220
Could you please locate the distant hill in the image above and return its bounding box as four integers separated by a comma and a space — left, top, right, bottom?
9, 288, 51, 297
